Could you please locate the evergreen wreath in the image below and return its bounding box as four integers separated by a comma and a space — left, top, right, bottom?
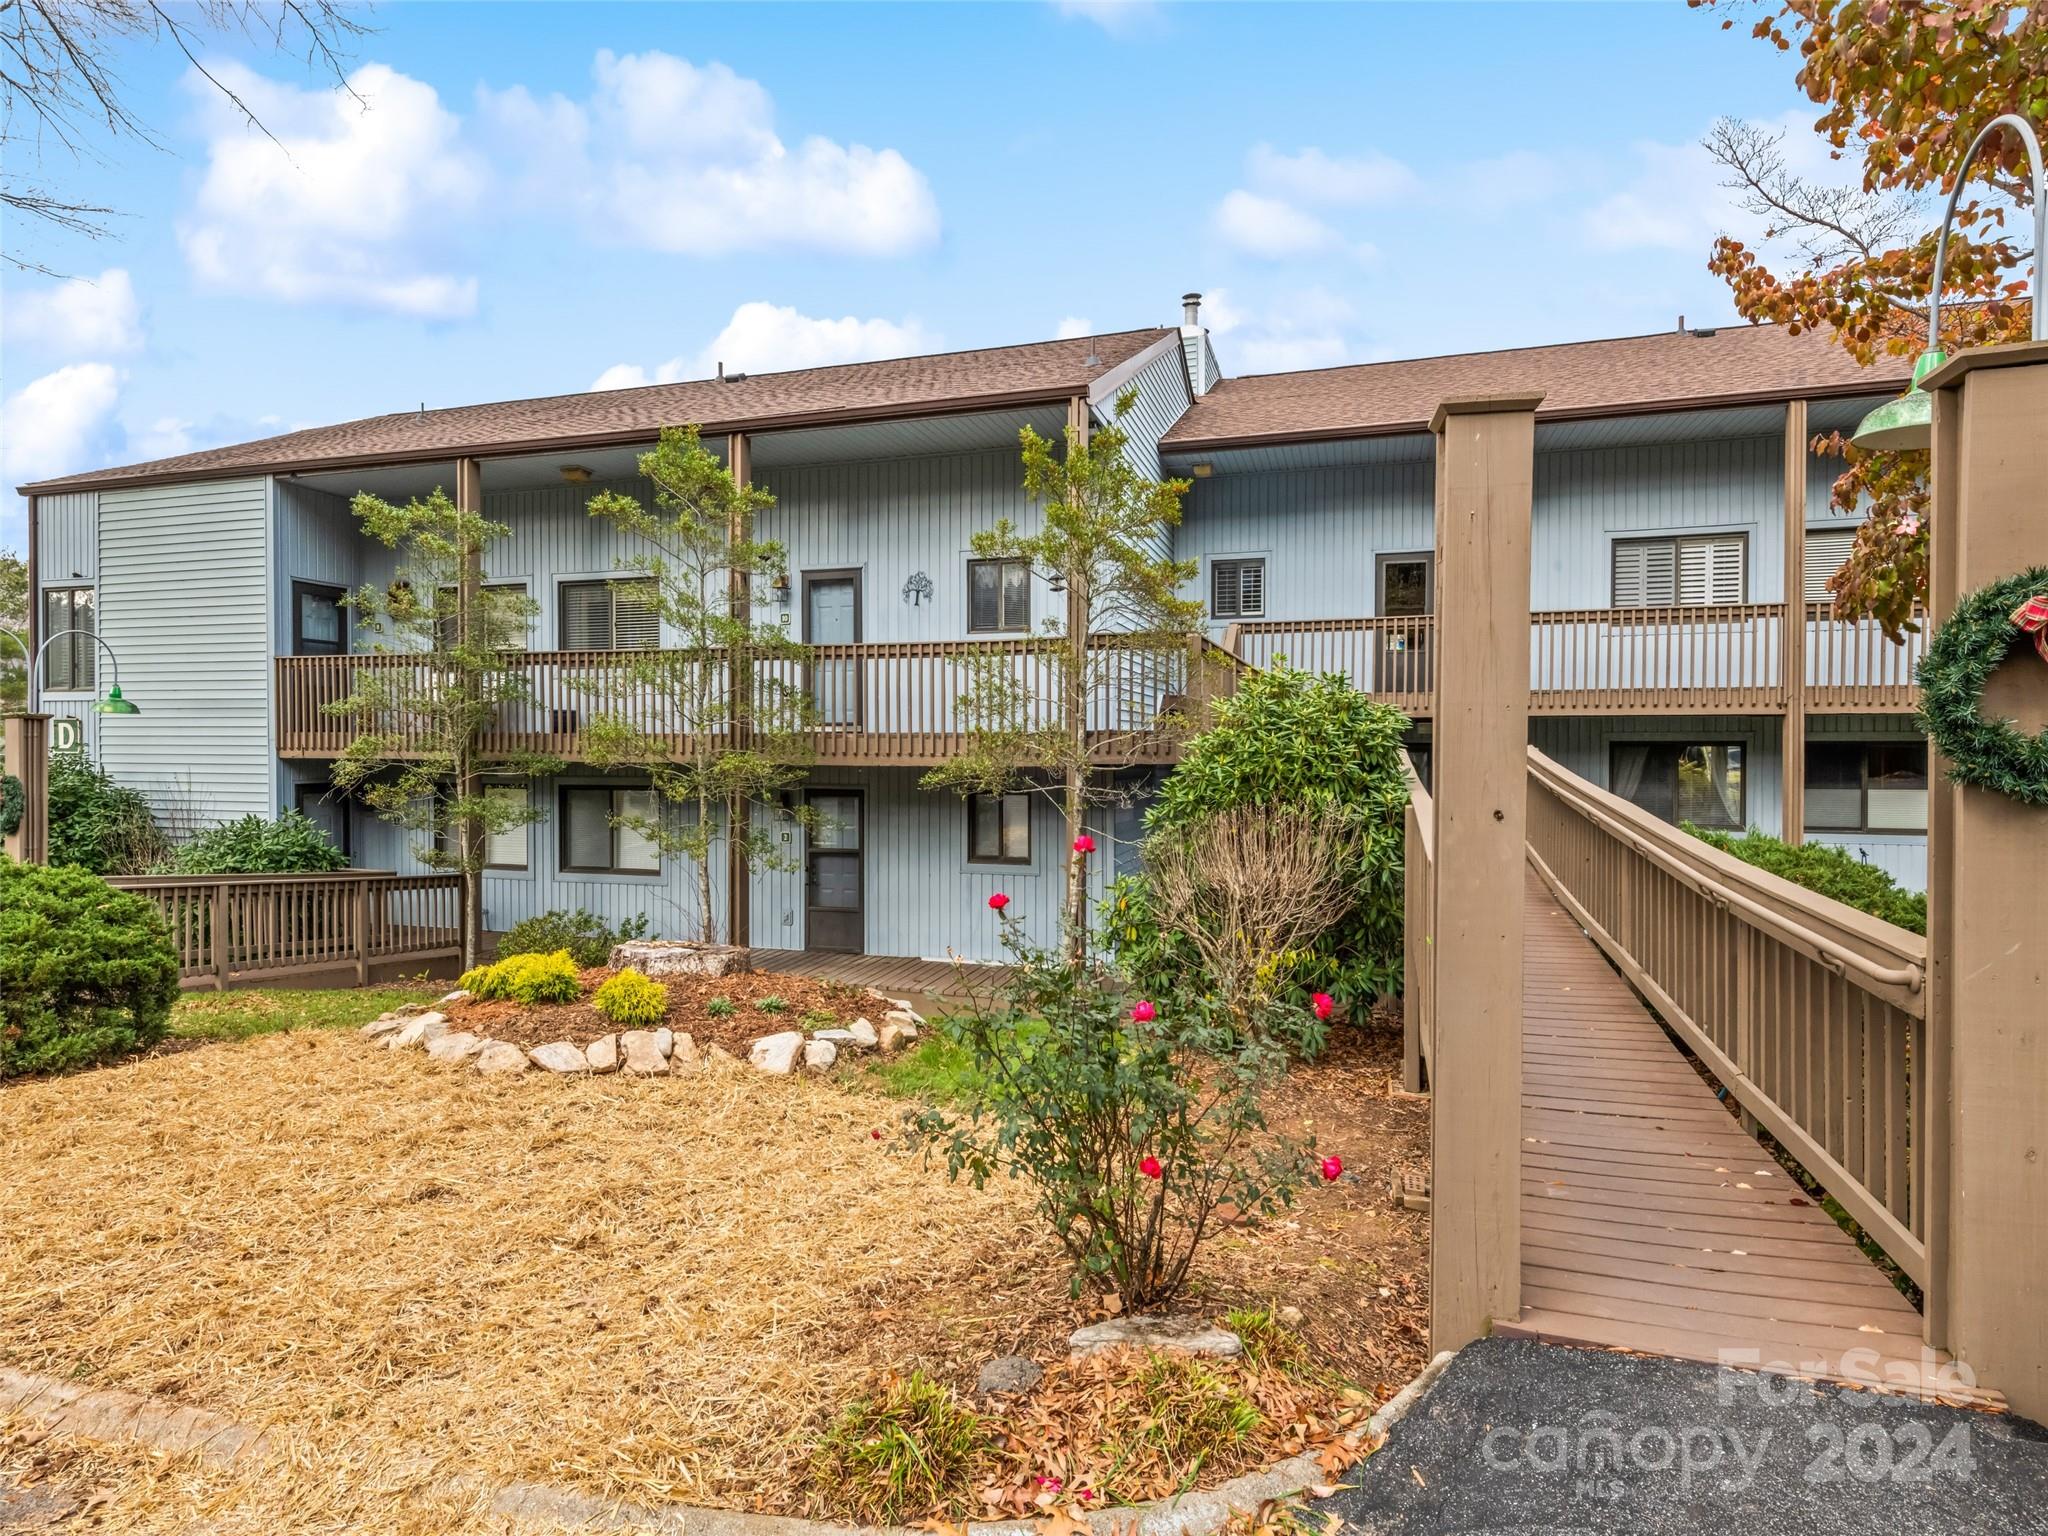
1916, 565, 2048, 807
0, 773, 23, 837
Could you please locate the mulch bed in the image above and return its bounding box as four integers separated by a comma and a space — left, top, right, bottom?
444, 968, 889, 1056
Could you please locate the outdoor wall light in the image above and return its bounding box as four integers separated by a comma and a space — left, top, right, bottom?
1851, 113, 2046, 454
559, 464, 593, 484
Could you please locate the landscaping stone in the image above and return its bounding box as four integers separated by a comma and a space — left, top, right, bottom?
877, 1019, 918, 1054
888, 1001, 925, 1025
529, 1041, 591, 1074
473, 1041, 529, 1076
749, 1031, 804, 1075
810, 1028, 861, 1047
607, 939, 750, 978
387, 1013, 448, 1050
438, 989, 470, 1005
585, 1034, 619, 1073
619, 1030, 670, 1076
883, 1010, 922, 1036
424, 1031, 486, 1064
652, 1026, 675, 1059
670, 1033, 700, 1070
848, 1017, 879, 1048
803, 1039, 838, 1072
360, 1014, 406, 1040
976, 1355, 1044, 1397
1069, 1316, 1243, 1360
395, 1003, 431, 1017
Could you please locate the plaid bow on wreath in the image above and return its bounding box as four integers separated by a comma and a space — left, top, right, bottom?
2014, 592, 2048, 665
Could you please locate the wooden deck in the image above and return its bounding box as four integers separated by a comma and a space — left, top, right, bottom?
750, 949, 1007, 1008
1498, 868, 1987, 1404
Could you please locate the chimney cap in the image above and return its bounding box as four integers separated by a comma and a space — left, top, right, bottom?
1181, 291, 1203, 328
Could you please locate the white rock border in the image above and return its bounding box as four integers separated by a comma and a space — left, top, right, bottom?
357, 989, 922, 1080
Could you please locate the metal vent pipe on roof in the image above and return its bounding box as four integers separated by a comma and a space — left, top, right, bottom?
1183, 292, 1203, 328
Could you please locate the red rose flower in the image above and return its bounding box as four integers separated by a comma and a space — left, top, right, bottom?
1139, 1155, 1163, 1179
988, 892, 1010, 912
1130, 999, 1156, 1023
1320, 1155, 1343, 1182
1312, 992, 1335, 1022
1073, 833, 1096, 854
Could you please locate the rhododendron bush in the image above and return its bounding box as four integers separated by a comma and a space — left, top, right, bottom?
913, 911, 1313, 1309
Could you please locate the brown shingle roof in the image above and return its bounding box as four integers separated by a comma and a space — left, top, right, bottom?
1161, 323, 1910, 451
21, 329, 1172, 494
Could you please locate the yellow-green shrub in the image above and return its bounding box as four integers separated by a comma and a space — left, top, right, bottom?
593, 968, 668, 1027
458, 949, 582, 1005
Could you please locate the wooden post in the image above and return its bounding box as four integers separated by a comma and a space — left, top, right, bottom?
1427, 392, 1539, 1352
210, 880, 230, 990
454, 456, 485, 971
2, 713, 51, 864
352, 874, 370, 986
1922, 341, 2048, 1418
1781, 399, 1809, 845
727, 431, 753, 952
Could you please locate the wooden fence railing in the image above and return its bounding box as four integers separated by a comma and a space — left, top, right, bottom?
1227, 603, 1920, 715
1523, 746, 1931, 1287
1400, 752, 1436, 1093
276, 636, 1240, 767
107, 871, 462, 990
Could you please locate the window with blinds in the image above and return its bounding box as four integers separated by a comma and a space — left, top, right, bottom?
559, 785, 659, 873
1211, 557, 1266, 619
1804, 528, 1859, 603
41, 586, 95, 691
1611, 534, 1747, 608
560, 579, 659, 651
434, 783, 530, 869
967, 559, 1030, 633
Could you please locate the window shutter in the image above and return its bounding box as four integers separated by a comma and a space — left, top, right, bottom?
561, 584, 609, 651
1612, 542, 1675, 606
1804, 528, 1858, 603
613, 581, 660, 650
1236, 560, 1265, 617
1704, 536, 1746, 604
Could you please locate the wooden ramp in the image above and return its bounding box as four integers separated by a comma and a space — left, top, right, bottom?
750, 949, 1006, 1008
1498, 868, 1983, 1404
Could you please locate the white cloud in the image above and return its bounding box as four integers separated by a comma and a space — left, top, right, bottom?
1197, 287, 1370, 375
482, 50, 939, 258
1583, 112, 1838, 253
1054, 316, 1093, 340
1211, 190, 1339, 258
1459, 149, 1565, 212
592, 301, 937, 390
6, 269, 143, 355
1050, 0, 1162, 34
2, 364, 123, 488
1246, 144, 1417, 206
178, 61, 484, 317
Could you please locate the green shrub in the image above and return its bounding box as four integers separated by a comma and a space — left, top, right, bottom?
914, 926, 1305, 1309
459, 949, 583, 1005
810, 1371, 986, 1525
593, 968, 669, 1027
159, 810, 347, 874
1, 858, 180, 1077
705, 996, 735, 1018
498, 908, 651, 969
755, 994, 788, 1014
1685, 826, 1927, 934
1110, 664, 1413, 1015
47, 749, 170, 875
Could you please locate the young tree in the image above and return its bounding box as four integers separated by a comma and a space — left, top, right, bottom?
924, 392, 1203, 950
1694, 0, 2044, 638
0, 552, 26, 711
582, 426, 814, 946
328, 488, 558, 970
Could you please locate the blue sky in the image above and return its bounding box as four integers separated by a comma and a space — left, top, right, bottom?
1, 0, 1847, 552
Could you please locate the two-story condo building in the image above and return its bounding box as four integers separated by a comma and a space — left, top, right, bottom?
19, 299, 1921, 963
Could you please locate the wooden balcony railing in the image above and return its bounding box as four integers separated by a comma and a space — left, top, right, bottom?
1525, 747, 1930, 1287
1226, 602, 1922, 715
106, 871, 461, 990
276, 636, 1242, 767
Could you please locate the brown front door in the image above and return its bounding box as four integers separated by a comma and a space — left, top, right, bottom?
805, 790, 864, 953
1376, 552, 1434, 696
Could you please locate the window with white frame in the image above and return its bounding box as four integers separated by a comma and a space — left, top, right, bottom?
40, 586, 95, 691
559, 785, 659, 873
1210, 557, 1266, 619
1803, 527, 1860, 603
1611, 534, 1747, 607
560, 579, 659, 651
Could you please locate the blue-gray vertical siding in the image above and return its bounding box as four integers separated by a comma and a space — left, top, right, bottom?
1528, 714, 1785, 837
31, 490, 102, 757
98, 477, 273, 830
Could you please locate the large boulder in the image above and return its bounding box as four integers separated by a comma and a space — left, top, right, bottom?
749, 1031, 804, 1075
424, 1031, 486, 1064
529, 1041, 591, 1074
606, 940, 750, 979
619, 1030, 670, 1076
474, 1041, 529, 1077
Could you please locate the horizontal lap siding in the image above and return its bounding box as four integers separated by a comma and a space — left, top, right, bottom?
33, 491, 101, 759
1102, 345, 1196, 576
99, 479, 271, 830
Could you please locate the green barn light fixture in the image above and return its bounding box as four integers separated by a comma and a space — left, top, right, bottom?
93, 685, 141, 716
1851, 114, 2046, 455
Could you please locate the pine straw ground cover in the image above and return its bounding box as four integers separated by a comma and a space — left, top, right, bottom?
0, 1023, 1427, 1534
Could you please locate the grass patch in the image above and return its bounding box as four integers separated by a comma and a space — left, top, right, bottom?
861, 1032, 986, 1105
809, 1370, 987, 1525
1091, 1354, 1263, 1501
168, 984, 442, 1042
